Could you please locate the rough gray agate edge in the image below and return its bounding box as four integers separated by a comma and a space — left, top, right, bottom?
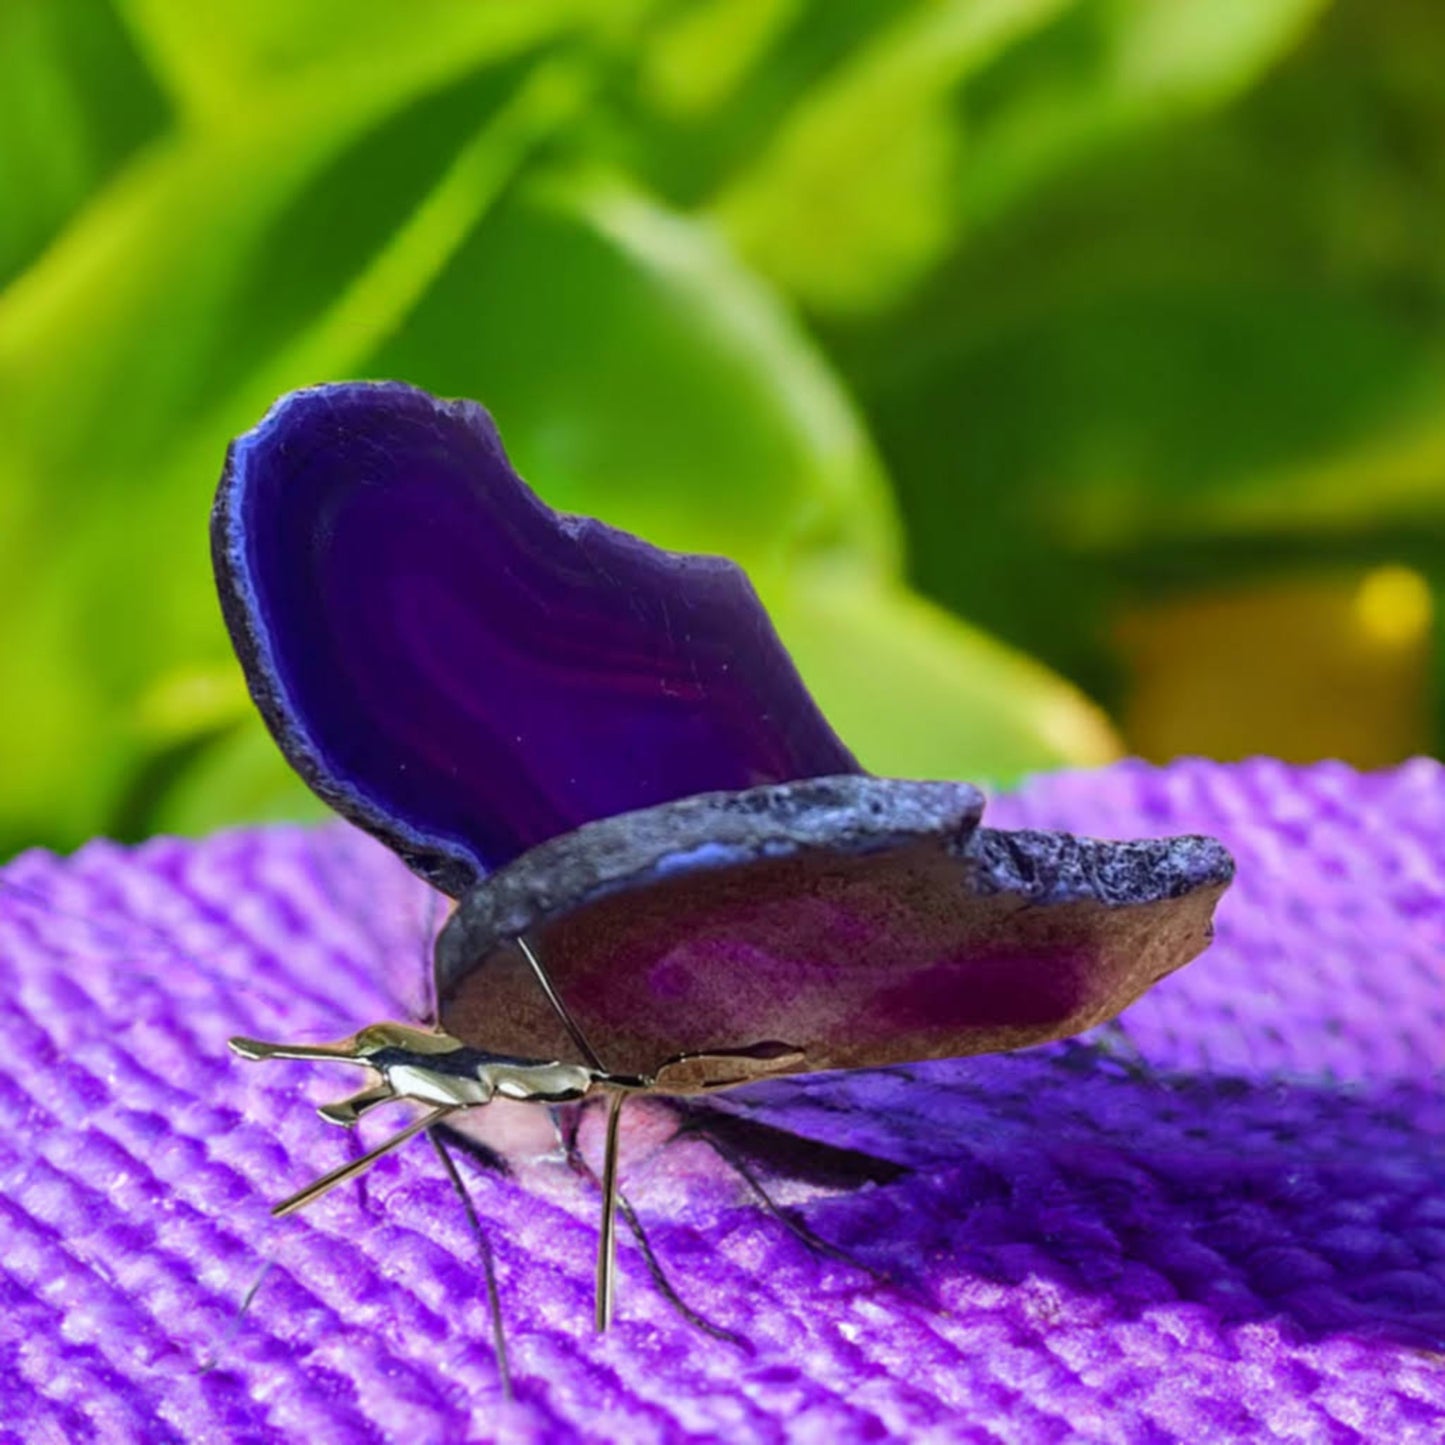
963, 828, 1236, 907
435, 776, 1235, 996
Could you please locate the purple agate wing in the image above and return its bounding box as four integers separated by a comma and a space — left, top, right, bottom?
213, 382, 859, 895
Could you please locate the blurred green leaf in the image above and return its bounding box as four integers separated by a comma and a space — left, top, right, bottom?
713, 0, 1072, 312
0, 0, 167, 287
956, 0, 1331, 227
866, 281, 1438, 550
0, 9, 602, 851
767, 564, 1118, 782
849, 275, 1442, 695
117, 0, 604, 124
826, 2, 1445, 699
0, 5, 1116, 855
145, 721, 328, 838
710, 0, 1330, 312
623, 0, 911, 209
23, 0, 1434, 851
0, 6, 592, 484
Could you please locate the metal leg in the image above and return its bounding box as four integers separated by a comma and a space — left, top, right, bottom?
430, 1126, 512, 1399
271, 1105, 455, 1217
595, 1090, 626, 1332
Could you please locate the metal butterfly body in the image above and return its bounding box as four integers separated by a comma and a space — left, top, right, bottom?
215, 382, 1234, 1333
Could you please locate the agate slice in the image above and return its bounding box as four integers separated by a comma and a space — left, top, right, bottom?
214, 382, 858, 897
437, 776, 1233, 1082
215, 378, 1236, 1076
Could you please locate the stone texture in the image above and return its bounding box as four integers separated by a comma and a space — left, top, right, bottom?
2, 759, 1441, 1442
213, 382, 858, 897
437, 777, 1231, 1080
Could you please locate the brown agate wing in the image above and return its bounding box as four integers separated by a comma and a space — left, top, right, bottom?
435, 775, 1234, 1082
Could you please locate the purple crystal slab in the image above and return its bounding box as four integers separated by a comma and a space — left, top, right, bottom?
438, 776, 1233, 1079
213, 382, 858, 897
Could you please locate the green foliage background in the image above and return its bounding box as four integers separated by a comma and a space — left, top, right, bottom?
2, 0, 1442, 858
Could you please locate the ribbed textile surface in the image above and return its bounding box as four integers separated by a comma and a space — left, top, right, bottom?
0, 759, 1441, 1443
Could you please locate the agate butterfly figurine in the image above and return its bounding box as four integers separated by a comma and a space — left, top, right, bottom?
214, 382, 1233, 1330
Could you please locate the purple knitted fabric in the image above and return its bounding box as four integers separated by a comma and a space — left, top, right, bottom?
1, 759, 1441, 1442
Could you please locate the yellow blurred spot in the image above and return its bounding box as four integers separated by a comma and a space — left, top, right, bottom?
1034, 693, 1122, 768
1354, 565, 1432, 649
135, 666, 251, 743
1116, 569, 1433, 768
